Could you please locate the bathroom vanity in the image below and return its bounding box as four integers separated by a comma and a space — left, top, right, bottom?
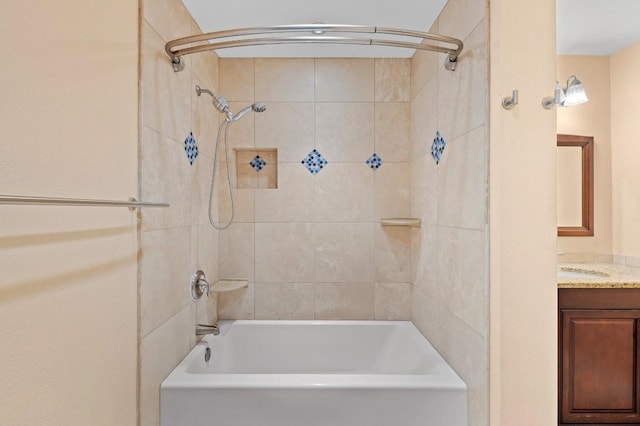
558, 264, 640, 425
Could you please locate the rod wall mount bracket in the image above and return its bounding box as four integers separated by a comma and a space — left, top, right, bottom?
172, 58, 185, 72
444, 56, 457, 71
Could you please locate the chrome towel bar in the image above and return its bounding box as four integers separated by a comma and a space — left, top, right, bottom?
0, 195, 169, 210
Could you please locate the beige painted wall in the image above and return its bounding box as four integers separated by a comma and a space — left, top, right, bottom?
217, 58, 412, 321
138, 1, 220, 424
611, 41, 640, 261
489, 0, 558, 424
0, 1, 139, 425
557, 55, 612, 260
409, 1, 489, 425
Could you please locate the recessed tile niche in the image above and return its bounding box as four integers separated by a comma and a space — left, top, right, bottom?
235, 148, 278, 189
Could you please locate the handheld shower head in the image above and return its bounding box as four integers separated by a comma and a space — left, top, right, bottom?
231, 102, 267, 122
252, 103, 267, 113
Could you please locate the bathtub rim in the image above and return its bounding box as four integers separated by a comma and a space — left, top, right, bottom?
161, 320, 467, 391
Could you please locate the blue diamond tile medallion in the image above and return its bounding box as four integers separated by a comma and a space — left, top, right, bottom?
431, 131, 446, 165
366, 153, 383, 170
249, 155, 267, 172
184, 132, 198, 165
301, 149, 328, 174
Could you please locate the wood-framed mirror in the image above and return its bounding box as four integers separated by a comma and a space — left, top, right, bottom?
557, 134, 594, 236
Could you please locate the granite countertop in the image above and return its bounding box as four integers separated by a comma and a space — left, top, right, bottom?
558, 263, 640, 288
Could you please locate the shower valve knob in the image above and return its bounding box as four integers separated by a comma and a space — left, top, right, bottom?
190, 270, 210, 300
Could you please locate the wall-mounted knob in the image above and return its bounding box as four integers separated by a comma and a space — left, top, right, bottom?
190, 270, 210, 300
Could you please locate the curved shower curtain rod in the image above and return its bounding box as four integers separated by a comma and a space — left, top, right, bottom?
165, 24, 464, 72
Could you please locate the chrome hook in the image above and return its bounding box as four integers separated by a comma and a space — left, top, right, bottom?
502, 89, 519, 110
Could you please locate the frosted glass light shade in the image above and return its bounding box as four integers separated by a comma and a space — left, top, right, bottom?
562, 75, 588, 106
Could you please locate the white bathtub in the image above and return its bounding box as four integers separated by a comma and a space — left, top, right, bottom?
160, 320, 467, 426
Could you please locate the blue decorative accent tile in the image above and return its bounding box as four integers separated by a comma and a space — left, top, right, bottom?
249, 155, 267, 172
301, 149, 328, 174
184, 132, 198, 165
366, 153, 383, 170
430, 131, 446, 165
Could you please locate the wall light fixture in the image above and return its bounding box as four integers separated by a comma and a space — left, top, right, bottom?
542, 75, 588, 109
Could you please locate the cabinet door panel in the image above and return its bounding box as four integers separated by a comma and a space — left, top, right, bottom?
561, 310, 640, 424
571, 318, 635, 410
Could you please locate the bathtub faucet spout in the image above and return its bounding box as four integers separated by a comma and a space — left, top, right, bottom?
196, 323, 220, 336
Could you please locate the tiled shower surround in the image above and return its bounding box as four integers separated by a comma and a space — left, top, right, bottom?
217, 57, 413, 321
139, 0, 489, 425
139, 1, 220, 424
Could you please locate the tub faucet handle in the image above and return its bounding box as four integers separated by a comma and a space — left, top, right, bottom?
191, 270, 210, 300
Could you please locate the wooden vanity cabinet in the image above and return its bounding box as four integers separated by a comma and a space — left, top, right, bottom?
559, 288, 640, 425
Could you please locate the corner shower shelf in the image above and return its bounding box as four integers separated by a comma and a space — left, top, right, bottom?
380, 218, 421, 228
210, 279, 249, 292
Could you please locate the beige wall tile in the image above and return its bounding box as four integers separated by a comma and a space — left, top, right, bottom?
254, 283, 315, 320
375, 102, 411, 162
410, 78, 438, 161
190, 51, 219, 99
192, 225, 219, 326
140, 227, 192, 337
193, 76, 220, 160
436, 125, 488, 230
436, 306, 488, 426
216, 161, 255, 224
410, 20, 439, 101
313, 164, 374, 222
438, 0, 486, 42
314, 223, 375, 283
374, 162, 411, 221
437, 20, 488, 142
411, 225, 438, 295
254, 223, 315, 283
375, 283, 412, 320
193, 156, 217, 226
315, 59, 374, 102
218, 283, 255, 320
255, 59, 314, 102
375, 226, 411, 283
315, 283, 375, 320
254, 164, 315, 222
226, 101, 255, 150
215, 164, 255, 224
140, 126, 195, 231
411, 286, 441, 347
410, 157, 437, 224
316, 102, 374, 163
218, 223, 254, 281
375, 59, 410, 102
219, 58, 255, 102
435, 227, 488, 336
143, 0, 194, 42
255, 102, 315, 163
139, 305, 192, 426
141, 22, 191, 143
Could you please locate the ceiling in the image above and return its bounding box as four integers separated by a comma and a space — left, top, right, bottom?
557, 0, 640, 55
181, 0, 640, 58
181, 0, 447, 58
